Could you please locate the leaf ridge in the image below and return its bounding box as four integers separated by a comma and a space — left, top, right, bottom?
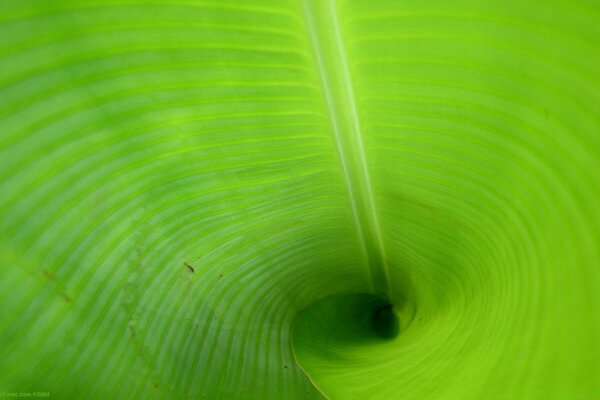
303, 0, 390, 296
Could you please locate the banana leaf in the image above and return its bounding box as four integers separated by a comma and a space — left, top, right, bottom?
1, 1, 599, 399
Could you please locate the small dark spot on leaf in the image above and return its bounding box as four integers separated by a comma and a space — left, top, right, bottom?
61, 293, 72, 303
219, 273, 223, 278
185, 262, 194, 273
284, 365, 289, 369
42, 270, 52, 279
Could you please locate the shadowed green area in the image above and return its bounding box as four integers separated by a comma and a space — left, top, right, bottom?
0, 0, 599, 399
293, 294, 403, 349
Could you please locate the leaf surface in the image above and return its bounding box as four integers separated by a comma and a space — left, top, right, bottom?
0, 1, 599, 399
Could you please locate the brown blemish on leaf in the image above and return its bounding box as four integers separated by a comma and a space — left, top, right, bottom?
184, 262, 195, 273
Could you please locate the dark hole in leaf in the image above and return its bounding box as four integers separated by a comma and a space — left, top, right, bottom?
371, 304, 399, 339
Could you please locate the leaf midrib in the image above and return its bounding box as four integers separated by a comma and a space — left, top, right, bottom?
302, 0, 390, 296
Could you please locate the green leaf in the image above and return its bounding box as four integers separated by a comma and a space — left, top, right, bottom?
0, 1, 599, 399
